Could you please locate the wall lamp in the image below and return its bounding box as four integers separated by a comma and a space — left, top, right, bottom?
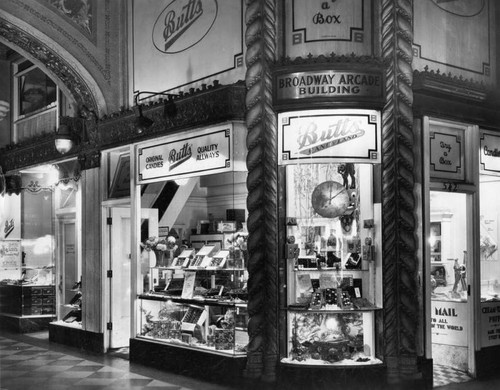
134, 90, 178, 134
55, 123, 76, 154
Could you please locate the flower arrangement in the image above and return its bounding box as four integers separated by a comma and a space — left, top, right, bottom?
141, 236, 178, 253
225, 232, 248, 251
141, 236, 178, 267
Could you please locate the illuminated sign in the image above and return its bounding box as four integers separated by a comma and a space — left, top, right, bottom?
137, 126, 232, 183
278, 109, 381, 165
430, 127, 465, 181
480, 130, 500, 174
275, 70, 383, 102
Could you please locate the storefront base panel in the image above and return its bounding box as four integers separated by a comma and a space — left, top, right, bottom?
130, 338, 247, 385
0, 314, 54, 333
475, 346, 500, 379
277, 363, 387, 390
49, 323, 104, 354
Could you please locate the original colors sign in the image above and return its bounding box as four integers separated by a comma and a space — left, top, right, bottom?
480, 130, 500, 174
278, 109, 381, 165
137, 126, 232, 183
275, 70, 383, 102
481, 302, 500, 347
431, 300, 467, 347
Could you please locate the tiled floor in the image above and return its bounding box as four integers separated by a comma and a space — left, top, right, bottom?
433, 364, 472, 388
0, 331, 235, 390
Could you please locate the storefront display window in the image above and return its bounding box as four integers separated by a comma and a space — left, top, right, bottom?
479, 175, 500, 302
281, 162, 380, 365
135, 124, 249, 356
0, 166, 58, 328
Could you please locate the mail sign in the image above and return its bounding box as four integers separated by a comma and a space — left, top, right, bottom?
278, 109, 381, 165
138, 126, 232, 183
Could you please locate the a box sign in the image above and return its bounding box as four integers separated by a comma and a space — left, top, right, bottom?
480, 130, 500, 174
138, 126, 232, 183
481, 302, 500, 347
278, 109, 381, 165
429, 126, 465, 181
275, 70, 383, 102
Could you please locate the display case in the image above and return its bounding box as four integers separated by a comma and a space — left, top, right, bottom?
281, 162, 382, 366
138, 257, 248, 355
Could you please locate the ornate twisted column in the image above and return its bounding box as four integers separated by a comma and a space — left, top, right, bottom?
381, 0, 420, 384
244, 0, 278, 382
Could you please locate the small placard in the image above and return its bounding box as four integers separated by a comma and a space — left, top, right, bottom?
429, 126, 465, 180
480, 130, 500, 175
181, 271, 197, 299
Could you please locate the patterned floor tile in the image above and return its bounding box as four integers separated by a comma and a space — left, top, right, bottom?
433, 364, 472, 387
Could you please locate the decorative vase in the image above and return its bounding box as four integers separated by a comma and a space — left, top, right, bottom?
154, 250, 167, 267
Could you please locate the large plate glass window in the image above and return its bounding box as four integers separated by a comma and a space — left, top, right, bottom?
136, 123, 249, 356
278, 109, 383, 366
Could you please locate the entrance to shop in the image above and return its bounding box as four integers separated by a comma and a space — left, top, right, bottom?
428, 190, 475, 384
107, 207, 157, 349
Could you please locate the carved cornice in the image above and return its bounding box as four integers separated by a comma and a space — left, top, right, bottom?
381, 0, 419, 383
413, 67, 489, 102
98, 81, 246, 149
0, 82, 246, 172
244, 0, 278, 383
0, 17, 98, 113
277, 52, 386, 67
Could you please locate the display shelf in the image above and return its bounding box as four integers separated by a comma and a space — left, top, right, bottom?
138, 294, 248, 357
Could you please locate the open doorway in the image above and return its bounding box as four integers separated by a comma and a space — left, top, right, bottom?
428, 190, 474, 386
106, 207, 158, 351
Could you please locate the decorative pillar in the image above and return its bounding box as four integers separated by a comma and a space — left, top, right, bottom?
381, 0, 421, 384
244, 0, 279, 382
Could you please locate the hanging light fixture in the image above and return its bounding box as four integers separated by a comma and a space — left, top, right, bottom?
54, 123, 75, 154
134, 91, 178, 134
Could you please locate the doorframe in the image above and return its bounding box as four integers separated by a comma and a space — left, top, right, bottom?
102, 198, 130, 351
422, 116, 480, 377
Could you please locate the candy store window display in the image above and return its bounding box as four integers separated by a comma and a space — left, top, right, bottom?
135, 124, 249, 356
281, 162, 382, 366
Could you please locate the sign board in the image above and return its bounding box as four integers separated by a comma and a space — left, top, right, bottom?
430, 126, 465, 181
133, 0, 244, 93
0, 194, 21, 240
0, 240, 21, 268
278, 109, 381, 165
431, 300, 467, 346
480, 130, 500, 174
275, 69, 383, 103
284, 0, 372, 59
137, 125, 232, 184
481, 302, 500, 347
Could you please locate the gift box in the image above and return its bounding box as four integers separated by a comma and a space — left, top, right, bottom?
214, 329, 234, 350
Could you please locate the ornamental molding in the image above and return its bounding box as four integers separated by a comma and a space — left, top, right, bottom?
0, 17, 99, 113
0, 82, 246, 172
413, 67, 489, 102
276, 52, 386, 67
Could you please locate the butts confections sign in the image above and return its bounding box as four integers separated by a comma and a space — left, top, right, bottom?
480, 130, 500, 174
133, 0, 243, 93
137, 125, 232, 183
278, 109, 381, 165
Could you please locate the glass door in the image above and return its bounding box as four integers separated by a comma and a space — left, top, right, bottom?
429, 190, 472, 376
